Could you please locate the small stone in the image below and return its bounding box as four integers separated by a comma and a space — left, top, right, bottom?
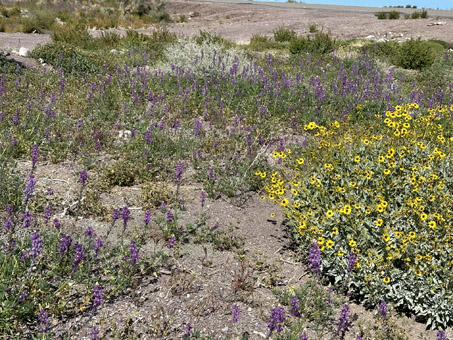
189, 11, 200, 18
19, 47, 29, 57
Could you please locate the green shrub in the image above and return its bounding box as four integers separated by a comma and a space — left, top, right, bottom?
273, 26, 296, 42
52, 24, 94, 49
30, 42, 102, 73
309, 23, 318, 33
195, 30, 226, 46
375, 12, 388, 19
395, 39, 436, 70
420, 9, 428, 18
250, 34, 285, 51
411, 11, 420, 19
290, 32, 335, 55
389, 10, 400, 19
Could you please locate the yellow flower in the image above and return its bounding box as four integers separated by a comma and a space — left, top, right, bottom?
415, 269, 422, 277
428, 221, 437, 229
378, 156, 385, 162
270, 213, 276, 218
297, 158, 305, 165
326, 240, 334, 248
349, 239, 357, 247
337, 250, 344, 257
260, 172, 266, 178
354, 156, 361, 163
272, 151, 279, 158
317, 237, 325, 246
382, 233, 390, 242
376, 219, 384, 227
383, 277, 391, 284
383, 169, 391, 175
420, 213, 428, 221
342, 204, 352, 215
332, 227, 339, 235
409, 231, 416, 239
395, 231, 403, 238
326, 210, 334, 217
280, 199, 289, 207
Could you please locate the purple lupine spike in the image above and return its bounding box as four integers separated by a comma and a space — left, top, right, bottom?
378, 299, 388, 319
43, 205, 53, 224
79, 170, 88, 186
166, 210, 174, 223
175, 160, 184, 184
347, 252, 357, 273
122, 206, 130, 230
29, 232, 43, 259
86, 226, 94, 238
112, 208, 120, 222
290, 295, 301, 317
208, 168, 215, 181
183, 324, 192, 339
90, 326, 100, 340
22, 174, 36, 205
72, 242, 84, 270
37, 309, 50, 333
143, 210, 152, 225
53, 218, 61, 230
167, 236, 176, 249
300, 331, 309, 340
128, 241, 139, 264
22, 211, 33, 229
200, 191, 206, 208
436, 330, 446, 340
336, 304, 351, 339
308, 242, 321, 275
232, 305, 240, 322
4, 219, 12, 231
19, 290, 28, 302
31, 143, 39, 169
94, 237, 103, 257
268, 306, 286, 335
58, 234, 72, 257
92, 285, 104, 311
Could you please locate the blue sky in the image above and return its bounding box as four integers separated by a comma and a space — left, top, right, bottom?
257, 0, 452, 10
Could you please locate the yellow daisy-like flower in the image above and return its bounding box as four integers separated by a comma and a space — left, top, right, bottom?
383, 233, 390, 242
297, 158, 305, 165
326, 210, 334, 217
415, 269, 422, 277
272, 151, 279, 158
280, 199, 289, 207
376, 205, 384, 213
395, 231, 403, 238
337, 250, 344, 257
383, 169, 391, 175
317, 237, 325, 246
342, 204, 352, 215
409, 231, 416, 239
260, 172, 266, 178
354, 156, 361, 163
420, 213, 428, 221
428, 221, 437, 229
378, 156, 385, 162
332, 227, 339, 235
326, 240, 334, 248
268, 193, 275, 200
383, 277, 391, 284
376, 219, 384, 227
255, 171, 261, 176
349, 239, 357, 247
291, 188, 298, 195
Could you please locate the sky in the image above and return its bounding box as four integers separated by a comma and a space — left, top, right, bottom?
255, 0, 453, 10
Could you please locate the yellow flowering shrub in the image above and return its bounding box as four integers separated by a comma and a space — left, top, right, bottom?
262, 104, 453, 328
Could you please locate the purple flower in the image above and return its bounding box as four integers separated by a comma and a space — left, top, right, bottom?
58, 234, 72, 257
29, 232, 42, 259
94, 237, 103, 257
86, 226, 94, 238
22, 210, 33, 229
268, 306, 286, 335
232, 305, 240, 323
167, 236, 176, 249
7, 204, 14, 215
122, 206, 130, 230
347, 252, 357, 273
378, 299, 388, 319
143, 210, 152, 225
356, 336, 363, 340
166, 210, 174, 223
4, 218, 12, 231
308, 242, 321, 275
72, 242, 84, 270
90, 326, 100, 340
300, 331, 309, 340
290, 295, 301, 317
79, 170, 88, 186
128, 241, 139, 264
193, 120, 202, 136
208, 168, 216, 181
43, 205, 53, 224
175, 160, 183, 184
436, 330, 446, 340
336, 304, 351, 339
22, 174, 36, 205
19, 290, 28, 302
92, 285, 104, 311
53, 218, 61, 230
200, 191, 206, 208
112, 208, 120, 222
183, 323, 192, 339
31, 143, 39, 169
37, 309, 49, 333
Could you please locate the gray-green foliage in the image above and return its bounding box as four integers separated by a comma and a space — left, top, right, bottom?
119, 0, 168, 20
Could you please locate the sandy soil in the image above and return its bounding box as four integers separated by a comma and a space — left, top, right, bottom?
164, 0, 453, 44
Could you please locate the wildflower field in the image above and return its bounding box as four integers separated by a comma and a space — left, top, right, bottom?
0, 1, 453, 339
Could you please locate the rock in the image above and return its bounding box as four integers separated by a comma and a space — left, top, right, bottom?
189, 11, 200, 18
18, 47, 29, 57
428, 21, 446, 26
365, 35, 375, 39
55, 17, 64, 26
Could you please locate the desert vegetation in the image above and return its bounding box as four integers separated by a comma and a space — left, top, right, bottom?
0, 4, 452, 339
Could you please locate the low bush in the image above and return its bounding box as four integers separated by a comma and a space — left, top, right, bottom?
273, 26, 297, 42
388, 10, 400, 19
289, 32, 335, 55
395, 39, 437, 70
